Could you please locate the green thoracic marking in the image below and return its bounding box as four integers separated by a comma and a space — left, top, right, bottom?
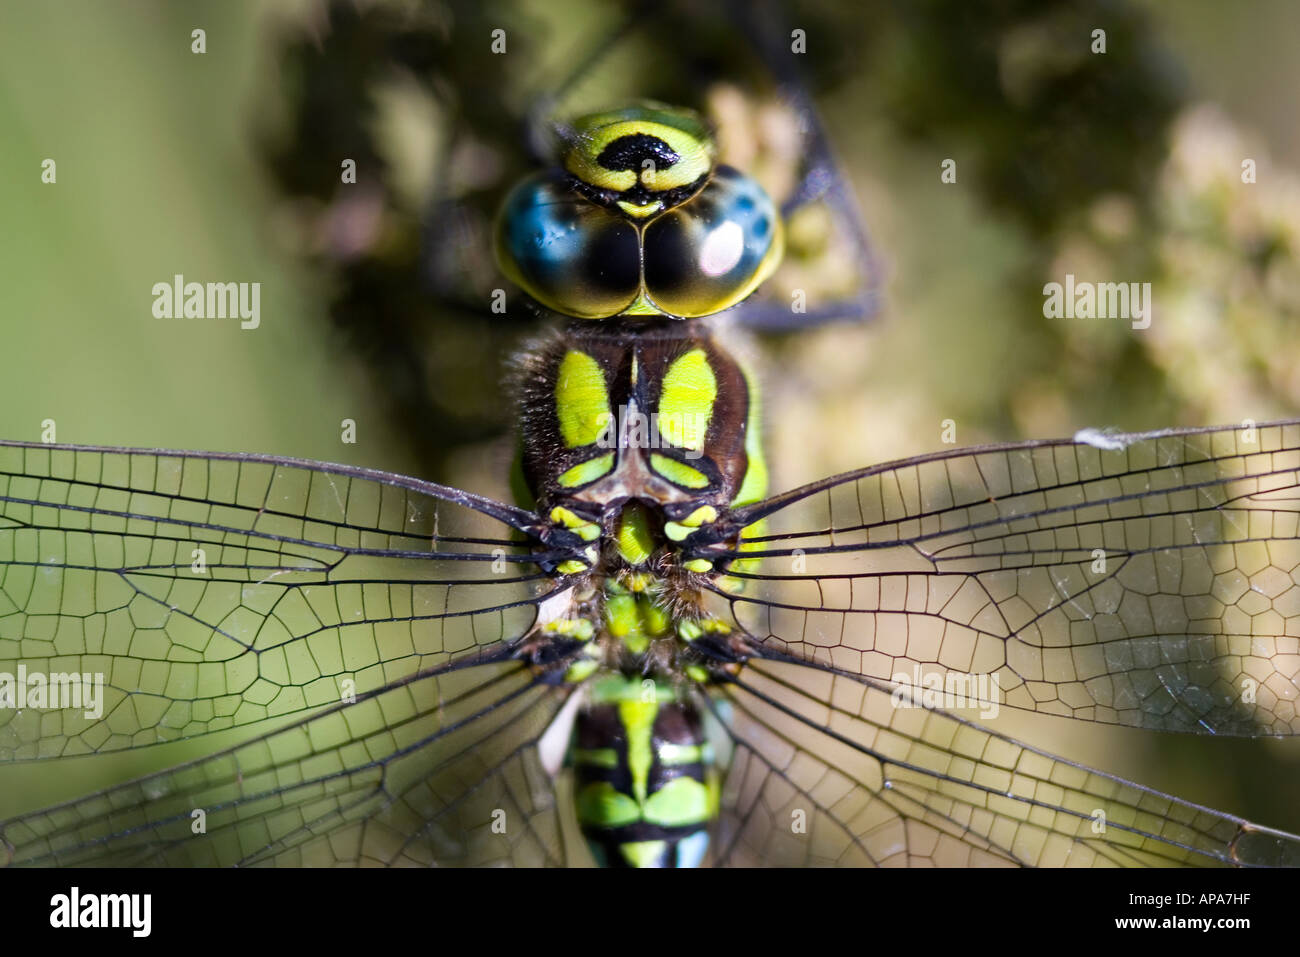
641, 598, 670, 636
677, 617, 732, 643
615, 504, 656, 565
731, 361, 768, 506
683, 504, 718, 525
664, 503, 719, 542
558, 452, 615, 488
657, 348, 716, 451
543, 618, 595, 641
555, 350, 611, 448
565, 658, 599, 683
649, 453, 710, 489
549, 505, 601, 540
605, 588, 669, 655
605, 592, 643, 650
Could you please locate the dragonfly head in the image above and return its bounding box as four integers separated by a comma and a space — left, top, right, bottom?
561, 103, 716, 218
495, 103, 784, 319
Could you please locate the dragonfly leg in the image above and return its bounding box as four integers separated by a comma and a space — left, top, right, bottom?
721, 0, 883, 333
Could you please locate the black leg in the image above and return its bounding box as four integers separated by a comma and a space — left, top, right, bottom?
724, 285, 882, 332
723, 0, 883, 333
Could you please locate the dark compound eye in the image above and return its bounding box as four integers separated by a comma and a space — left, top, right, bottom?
496, 171, 641, 318
643, 166, 784, 318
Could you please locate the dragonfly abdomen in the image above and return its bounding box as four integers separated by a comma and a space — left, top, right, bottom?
572, 676, 718, 868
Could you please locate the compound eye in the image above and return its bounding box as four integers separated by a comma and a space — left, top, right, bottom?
642, 166, 783, 318
496, 171, 641, 318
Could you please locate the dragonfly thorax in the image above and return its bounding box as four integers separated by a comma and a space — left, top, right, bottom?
515, 322, 767, 517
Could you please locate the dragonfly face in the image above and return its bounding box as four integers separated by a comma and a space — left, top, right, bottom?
496, 104, 784, 319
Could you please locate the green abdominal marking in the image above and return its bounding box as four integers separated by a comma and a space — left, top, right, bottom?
572, 677, 718, 869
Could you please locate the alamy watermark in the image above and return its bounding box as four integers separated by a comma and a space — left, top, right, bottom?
0, 665, 103, 720
595, 404, 708, 460
152, 274, 260, 329
1043, 273, 1151, 330
890, 665, 1001, 718
49, 887, 150, 937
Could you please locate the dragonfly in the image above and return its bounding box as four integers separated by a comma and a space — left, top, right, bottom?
3, 3, 1300, 868
4, 82, 1300, 866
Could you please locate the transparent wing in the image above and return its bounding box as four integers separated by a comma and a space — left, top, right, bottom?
0, 441, 577, 760
694, 421, 1300, 735
706, 656, 1300, 867
2, 654, 578, 866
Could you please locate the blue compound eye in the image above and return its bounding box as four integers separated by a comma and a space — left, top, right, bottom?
642, 166, 784, 318
496, 171, 641, 319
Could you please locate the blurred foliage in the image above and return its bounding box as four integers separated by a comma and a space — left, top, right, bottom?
1094, 106, 1300, 421
258, 0, 537, 475
879, 0, 1184, 238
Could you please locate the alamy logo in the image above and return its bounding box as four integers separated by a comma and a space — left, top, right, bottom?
49, 887, 151, 937
890, 665, 1001, 718
595, 404, 708, 460
0, 665, 103, 720
1042, 273, 1152, 329
151, 274, 260, 329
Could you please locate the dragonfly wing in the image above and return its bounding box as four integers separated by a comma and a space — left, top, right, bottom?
696, 421, 1300, 735
2, 654, 579, 866
706, 657, 1300, 867
0, 441, 574, 761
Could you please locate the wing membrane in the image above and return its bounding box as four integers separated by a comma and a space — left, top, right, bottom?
696, 421, 1300, 735
1, 653, 576, 866
0, 441, 573, 759
707, 656, 1300, 867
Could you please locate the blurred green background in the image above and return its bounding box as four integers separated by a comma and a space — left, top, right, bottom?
1, 0, 1299, 849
